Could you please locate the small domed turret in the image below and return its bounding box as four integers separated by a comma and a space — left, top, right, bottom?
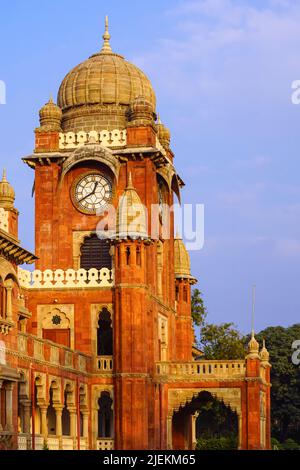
116, 173, 148, 239
156, 116, 170, 149
0, 169, 15, 209
260, 339, 270, 363
247, 330, 260, 359
174, 232, 196, 282
128, 96, 155, 127
39, 97, 62, 131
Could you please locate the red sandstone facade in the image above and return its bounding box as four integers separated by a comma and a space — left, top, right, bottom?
0, 21, 271, 451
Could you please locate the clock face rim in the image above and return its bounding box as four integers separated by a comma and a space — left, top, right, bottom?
71, 172, 113, 215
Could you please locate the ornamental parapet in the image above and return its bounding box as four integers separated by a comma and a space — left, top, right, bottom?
17, 332, 91, 372
59, 129, 127, 150
156, 360, 246, 380
18, 267, 114, 289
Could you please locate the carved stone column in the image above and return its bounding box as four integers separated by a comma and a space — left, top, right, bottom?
238, 413, 242, 450
22, 399, 32, 450
5, 280, 13, 322
191, 411, 199, 450
167, 415, 172, 450
82, 411, 89, 438
69, 407, 77, 449
5, 382, 13, 431
39, 405, 48, 442
54, 406, 63, 450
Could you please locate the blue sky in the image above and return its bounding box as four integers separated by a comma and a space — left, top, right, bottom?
0, 0, 300, 334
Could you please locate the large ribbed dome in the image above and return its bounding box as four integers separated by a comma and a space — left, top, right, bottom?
57, 18, 156, 132
58, 53, 156, 110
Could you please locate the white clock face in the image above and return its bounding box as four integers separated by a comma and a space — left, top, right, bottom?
73, 173, 112, 214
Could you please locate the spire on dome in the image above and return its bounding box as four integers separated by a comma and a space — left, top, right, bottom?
127, 172, 134, 189
0, 168, 15, 209
100, 16, 113, 54
2, 168, 7, 183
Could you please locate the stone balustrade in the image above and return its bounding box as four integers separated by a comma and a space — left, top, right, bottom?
17, 332, 90, 372
47, 436, 60, 450
97, 438, 114, 450
18, 267, 114, 289
34, 435, 44, 450
18, 434, 87, 450
17, 434, 27, 450
50, 344, 60, 364
156, 360, 246, 379
95, 356, 113, 372
59, 129, 127, 149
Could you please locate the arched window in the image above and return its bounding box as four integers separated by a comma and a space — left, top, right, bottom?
98, 391, 113, 438
97, 308, 113, 356
80, 234, 111, 271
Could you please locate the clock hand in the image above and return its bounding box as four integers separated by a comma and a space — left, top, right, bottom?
77, 182, 99, 203
90, 181, 99, 195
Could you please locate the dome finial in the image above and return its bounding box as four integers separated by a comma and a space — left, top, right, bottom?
2, 168, 7, 183
127, 172, 134, 189
100, 15, 113, 54
0, 168, 15, 209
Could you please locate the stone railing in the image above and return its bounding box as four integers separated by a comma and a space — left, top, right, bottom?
97, 438, 114, 450
18, 434, 88, 450
47, 436, 60, 450
34, 435, 44, 450
59, 129, 127, 150
18, 267, 114, 289
17, 332, 90, 372
50, 344, 60, 364
62, 436, 74, 450
17, 434, 27, 450
156, 360, 246, 379
95, 356, 113, 372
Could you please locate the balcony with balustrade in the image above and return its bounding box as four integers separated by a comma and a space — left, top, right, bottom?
17, 332, 90, 373
155, 360, 246, 380
17, 434, 88, 450
18, 267, 114, 290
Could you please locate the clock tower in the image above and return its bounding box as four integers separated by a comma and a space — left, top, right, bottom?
8, 18, 271, 451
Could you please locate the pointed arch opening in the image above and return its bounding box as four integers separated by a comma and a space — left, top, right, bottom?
97, 308, 113, 356
98, 391, 113, 438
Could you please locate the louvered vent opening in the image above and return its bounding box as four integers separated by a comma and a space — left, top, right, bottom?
80, 234, 112, 270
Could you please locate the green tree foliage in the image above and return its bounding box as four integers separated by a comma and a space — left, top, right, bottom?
195, 392, 238, 450
191, 288, 207, 326
200, 322, 246, 360
254, 324, 300, 443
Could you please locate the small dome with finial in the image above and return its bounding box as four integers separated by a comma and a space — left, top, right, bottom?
128, 96, 155, 127
260, 339, 270, 363
156, 116, 171, 149
247, 330, 260, 359
115, 173, 148, 239
0, 169, 15, 209
174, 231, 197, 283
39, 97, 62, 131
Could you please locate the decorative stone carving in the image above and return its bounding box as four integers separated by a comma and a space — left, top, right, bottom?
37, 304, 74, 349
168, 387, 241, 417
59, 129, 127, 150
18, 267, 114, 289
